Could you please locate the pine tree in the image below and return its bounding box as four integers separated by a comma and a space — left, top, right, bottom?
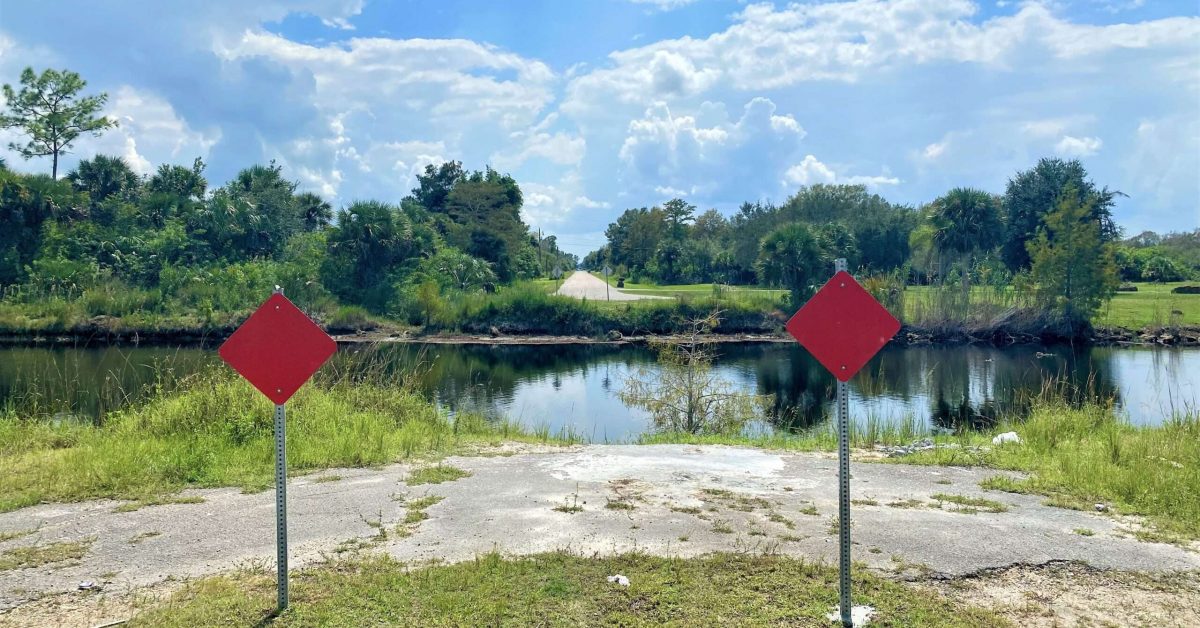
1026, 184, 1119, 329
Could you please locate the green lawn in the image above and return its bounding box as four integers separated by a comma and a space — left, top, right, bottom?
129, 552, 1006, 627
588, 275, 1197, 329
590, 273, 787, 300
1095, 282, 1198, 328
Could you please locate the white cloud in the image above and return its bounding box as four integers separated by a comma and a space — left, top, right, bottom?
922, 139, 949, 160
563, 1, 1200, 116
211, 30, 557, 202
520, 172, 610, 228
1055, 135, 1103, 156
783, 155, 837, 186
69, 86, 221, 175
784, 154, 899, 188
626, 0, 698, 11
618, 97, 804, 200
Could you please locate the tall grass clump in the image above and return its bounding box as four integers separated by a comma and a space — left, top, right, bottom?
908, 399, 1200, 541
0, 365, 568, 513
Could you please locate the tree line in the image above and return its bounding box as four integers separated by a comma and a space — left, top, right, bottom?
584, 159, 1197, 327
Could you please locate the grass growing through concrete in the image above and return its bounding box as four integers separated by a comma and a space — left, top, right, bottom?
0, 528, 35, 542
930, 494, 1009, 514
905, 402, 1200, 541
0, 539, 93, 571
128, 552, 1007, 627
0, 368, 571, 513
406, 464, 472, 485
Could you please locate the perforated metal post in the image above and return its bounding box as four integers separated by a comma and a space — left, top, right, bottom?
835, 258, 852, 628
273, 285, 289, 613
274, 402, 288, 612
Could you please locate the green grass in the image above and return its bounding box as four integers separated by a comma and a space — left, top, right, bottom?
904, 403, 1200, 541
112, 496, 206, 513
902, 281, 1198, 330
0, 369, 572, 513
406, 465, 472, 485
929, 493, 1009, 514
127, 552, 1007, 627
0, 528, 35, 542
1095, 281, 1199, 328
0, 538, 93, 571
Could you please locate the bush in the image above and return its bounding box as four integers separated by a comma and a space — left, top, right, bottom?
327, 305, 376, 332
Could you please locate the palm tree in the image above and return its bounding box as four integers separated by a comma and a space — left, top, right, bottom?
930, 188, 1003, 301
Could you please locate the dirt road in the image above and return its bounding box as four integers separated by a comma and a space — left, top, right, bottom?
554, 271, 672, 301
2, 443, 1197, 622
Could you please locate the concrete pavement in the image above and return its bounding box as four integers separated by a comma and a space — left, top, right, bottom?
1, 444, 1197, 614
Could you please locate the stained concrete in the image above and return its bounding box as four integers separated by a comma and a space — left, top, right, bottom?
1, 444, 1197, 612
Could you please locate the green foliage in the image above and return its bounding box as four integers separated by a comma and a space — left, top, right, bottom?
0, 67, 116, 178
320, 200, 431, 311
1026, 185, 1120, 328
756, 222, 826, 309
1001, 157, 1121, 272
597, 185, 916, 287
619, 314, 769, 434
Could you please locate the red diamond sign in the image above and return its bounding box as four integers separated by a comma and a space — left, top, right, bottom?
786, 270, 900, 383
219, 293, 337, 405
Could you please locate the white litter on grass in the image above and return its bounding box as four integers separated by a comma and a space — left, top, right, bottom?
992, 432, 1021, 445
826, 605, 875, 626
607, 574, 630, 587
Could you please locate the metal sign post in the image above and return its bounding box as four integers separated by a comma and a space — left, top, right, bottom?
603, 265, 612, 301
218, 287, 336, 616
834, 259, 852, 627
784, 259, 901, 628
273, 402, 289, 611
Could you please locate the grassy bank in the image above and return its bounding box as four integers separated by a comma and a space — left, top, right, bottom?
2, 275, 1194, 342
0, 368, 570, 513
423, 282, 782, 336
129, 551, 1006, 627
642, 402, 1199, 541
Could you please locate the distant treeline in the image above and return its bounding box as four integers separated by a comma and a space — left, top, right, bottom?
583, 157, 1198, 325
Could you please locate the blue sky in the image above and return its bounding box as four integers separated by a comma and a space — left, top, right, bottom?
1, 0, 1197, 257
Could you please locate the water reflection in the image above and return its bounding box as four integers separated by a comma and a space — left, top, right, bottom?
0, 342, 1195, 440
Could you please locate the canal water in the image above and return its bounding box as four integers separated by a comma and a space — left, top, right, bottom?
1, 343, 1195, 441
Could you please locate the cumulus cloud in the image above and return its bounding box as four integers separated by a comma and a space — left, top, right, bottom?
618, 97, 804, 201
521, 172, 611, 228
1055, 135, 1103, 156
784, 155, 899, 188
563, 1, 1200, 116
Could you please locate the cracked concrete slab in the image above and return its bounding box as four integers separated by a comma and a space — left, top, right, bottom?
1, 444, 1196, 614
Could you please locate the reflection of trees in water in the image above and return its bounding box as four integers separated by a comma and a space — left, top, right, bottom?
289, 341, 1130, 430
720, 343, 1122, 432
347, 343, 657, 415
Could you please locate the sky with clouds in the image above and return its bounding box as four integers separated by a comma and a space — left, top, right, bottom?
1, 0, 1197, 257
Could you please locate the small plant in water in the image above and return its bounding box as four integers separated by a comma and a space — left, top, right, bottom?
619, 313, 769, 434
